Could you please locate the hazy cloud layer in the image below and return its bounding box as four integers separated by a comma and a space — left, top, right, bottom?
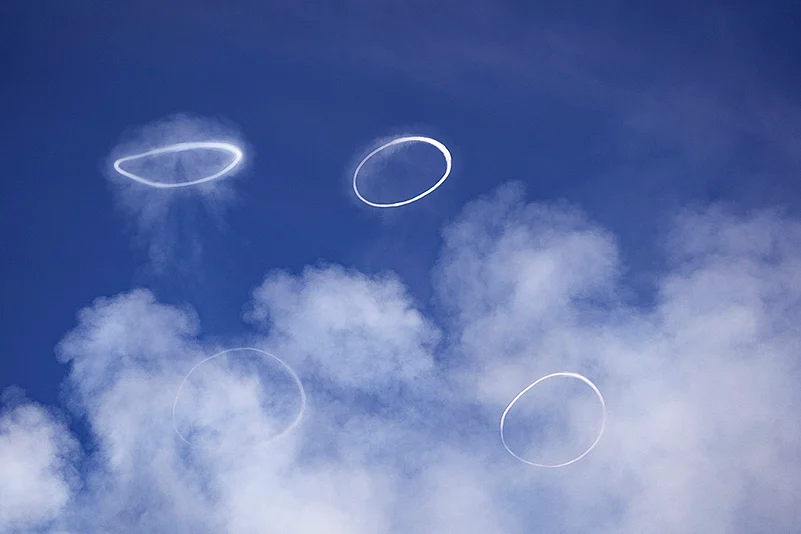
2, 185, 799, 533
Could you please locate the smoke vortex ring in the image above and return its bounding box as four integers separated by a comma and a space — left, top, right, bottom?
352, 136, 452, 208
500, 372, 606, 468
172, 347, 306, 448
113, 141, 243, 188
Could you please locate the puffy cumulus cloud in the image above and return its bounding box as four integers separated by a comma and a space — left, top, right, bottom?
45, 285, 429, 534
0, 395, 79, 533
52, 290, 221, 533
434, 182, 622, 405
214, 460, 398, 534
589, 206, 801, 534
392, 453, 525, 533
248, 265, 441, 391
5, 184, 801, 533
56, 289, 201, 403
433, 186, 801, 533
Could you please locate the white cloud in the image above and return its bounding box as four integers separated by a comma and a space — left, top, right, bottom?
432, 186, 801, 533
4, 184, 800, 533
248, 265, 441, 392
0, 399, 79, 533
434, 183, 622, 406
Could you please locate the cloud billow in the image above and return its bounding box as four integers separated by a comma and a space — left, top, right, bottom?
1, 185, 799, 533
248, 265, 441, 392
0, 399, 79, 533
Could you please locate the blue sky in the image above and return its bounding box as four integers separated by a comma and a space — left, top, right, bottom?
1, 1, 800, 533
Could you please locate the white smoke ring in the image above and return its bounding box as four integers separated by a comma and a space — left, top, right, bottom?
499, 372, 606, 468
113, 141, 243, 189
352, 135, 452, 208
172, 347, 306, 448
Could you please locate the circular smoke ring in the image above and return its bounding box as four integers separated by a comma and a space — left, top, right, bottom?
113, 141, 243, 188
499, 372, 606, 468
352, 135, 452, 208
172, 347, 306, 448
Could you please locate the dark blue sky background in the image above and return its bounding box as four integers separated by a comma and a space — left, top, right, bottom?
1, 0, 799, 411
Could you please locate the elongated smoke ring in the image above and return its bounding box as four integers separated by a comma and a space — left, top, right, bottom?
499, 372, 606, 468
353, 136, 452, 208
113, 141, 243, 188
172, 347, 306, 448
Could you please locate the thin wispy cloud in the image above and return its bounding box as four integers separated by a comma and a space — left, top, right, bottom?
105, 114, 249, 272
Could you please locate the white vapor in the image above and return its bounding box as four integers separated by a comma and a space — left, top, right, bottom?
2, 184, 800, 533
105, 114, 248, 271
248, 265, 441, 391
0, 393, 79, 533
